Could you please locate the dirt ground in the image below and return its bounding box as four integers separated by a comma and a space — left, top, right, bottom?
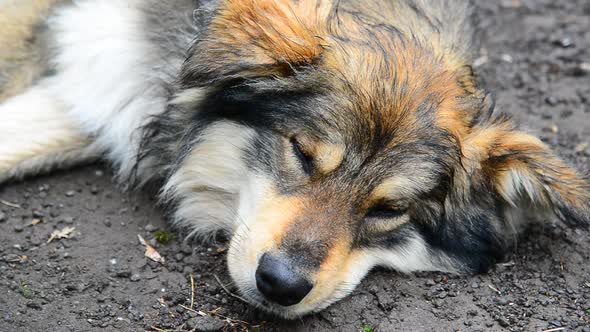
1, 1, 590, 331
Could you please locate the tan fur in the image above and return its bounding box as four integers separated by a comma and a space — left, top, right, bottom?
0, 0, 61, 101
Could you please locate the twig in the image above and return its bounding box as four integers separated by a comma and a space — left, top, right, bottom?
178, 304, 207, 316
190, 273, 195, 309
213, 274, 249, 303
0, 199, 21, 208
542, 327, 565, 332
488, 284, 501, 295
150, 326, 171, 332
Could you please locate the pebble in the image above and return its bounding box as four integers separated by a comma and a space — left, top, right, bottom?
498, 317, 510, 327
116, 270, 132, 278
26, 302, 42, 310
90, 185, 99, 195
181, 245, 193, 255
0, 212, 5, 222
144, 224, 156, 232
65, 190, 75, 197
130, 274, 141, 282
554, 37, 573, 48
545, 96, 558, 106
32, 210, 44, 218
103, 219, 112, 227
14, 224, 24, 232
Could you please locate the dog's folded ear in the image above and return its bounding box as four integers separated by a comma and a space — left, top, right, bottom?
462, 118, 590, 226
181, 0, 331, 86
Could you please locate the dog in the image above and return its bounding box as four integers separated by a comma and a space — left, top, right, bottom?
0, 0, 588, 319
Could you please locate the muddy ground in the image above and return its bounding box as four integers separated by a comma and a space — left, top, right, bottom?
1, 1, 590, 331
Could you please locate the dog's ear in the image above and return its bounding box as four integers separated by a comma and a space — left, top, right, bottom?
182, 0, 331, 86
461, 119, 590, 226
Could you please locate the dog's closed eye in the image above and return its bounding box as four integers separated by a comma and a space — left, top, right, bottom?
290, 137, 313, 175
366, 201, 409, 219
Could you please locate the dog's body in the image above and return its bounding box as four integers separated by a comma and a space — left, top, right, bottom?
1, 0, 588, 318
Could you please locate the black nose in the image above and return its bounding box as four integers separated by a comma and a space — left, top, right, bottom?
255, 253, 313, 306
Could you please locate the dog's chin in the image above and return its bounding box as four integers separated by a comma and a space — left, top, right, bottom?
235, 288, 340, 319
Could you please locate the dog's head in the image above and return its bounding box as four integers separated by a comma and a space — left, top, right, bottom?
144, 0, 590, 318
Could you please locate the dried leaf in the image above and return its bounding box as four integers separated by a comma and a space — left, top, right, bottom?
137, 234, 165, 263
47, 226, 75, 243
574, 142, 588, 153
31, 219, 42, 225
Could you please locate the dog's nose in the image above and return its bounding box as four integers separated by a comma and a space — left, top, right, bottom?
255, 253, 313, 306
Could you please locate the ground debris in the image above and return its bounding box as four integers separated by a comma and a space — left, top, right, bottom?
47, 226, 75, 243
138, 234, 165, 263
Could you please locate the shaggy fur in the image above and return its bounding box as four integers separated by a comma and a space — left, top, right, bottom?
0, 0, 588, 318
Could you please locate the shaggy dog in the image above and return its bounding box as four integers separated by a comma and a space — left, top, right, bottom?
0, 0, 588, 318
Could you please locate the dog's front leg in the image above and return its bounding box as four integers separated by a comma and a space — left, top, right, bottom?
0, 85, 103, 184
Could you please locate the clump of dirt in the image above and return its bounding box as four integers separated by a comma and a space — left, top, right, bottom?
1, 1, 590, 331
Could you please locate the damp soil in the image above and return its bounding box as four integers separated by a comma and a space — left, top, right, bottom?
1, 1, 590, 331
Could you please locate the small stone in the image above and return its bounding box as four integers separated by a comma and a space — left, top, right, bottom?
426, 279, 436, 286
14, 224, 24, 232
471, 282, 479, 289
144, 224, 156, 232
65, 190, 75, 197
116, 270, 132, 278
545, 96, 558, 106
0, 212, 5, 222
554, 37, 573, 48
103, 219, 112, 227
95, 170, 104, 177
560, 110, 573, 118
26, 302, 42, 310
498, 317, 510, 327
90, 185, 100, 195
130, 274, 141, 282
32, 210, 44, 218
498, 297, 509, 305
175, 253, 185, 262
63, 216, 75, 224
181, 245, 193, 255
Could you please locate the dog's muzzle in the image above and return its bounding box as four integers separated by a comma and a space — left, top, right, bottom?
255, 252, 313, 306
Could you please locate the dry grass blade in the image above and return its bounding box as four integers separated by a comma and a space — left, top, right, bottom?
213, 274, 249, 303
0, 199, 21, 208
488, 284, 501, 295
190, 273, 195, 309
542, 327, 565, 332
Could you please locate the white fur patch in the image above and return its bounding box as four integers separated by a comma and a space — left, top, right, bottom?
163, 121, 257, 238
371, 234, 459, 273
45, 0, 172, 180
